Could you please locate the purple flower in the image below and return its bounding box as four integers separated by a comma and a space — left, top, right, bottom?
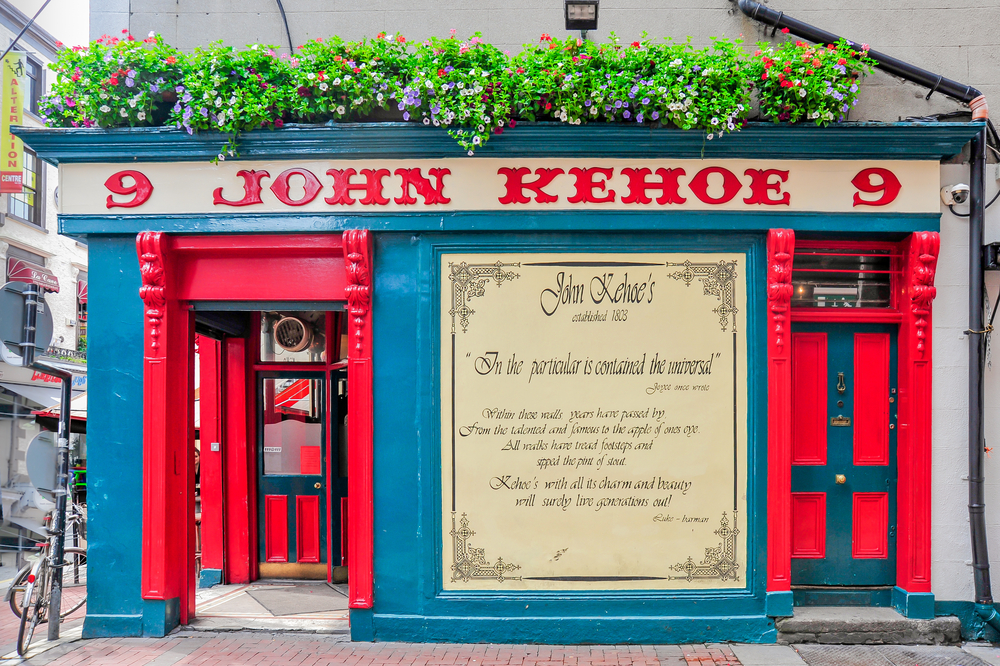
651, 110, 659, 120
642, 97, 650, 105
842, 104, 849, 112
636, 113, 643, 123
834, 64, 846, 74
614, 100, 622, 108
150, 84, 159, 93
692, 65, 701, 72
398, 102, 405, 111
173, 103, 181, 113
403, 111, 410, 120
623, 110, 631, 119
183, 107, 193, 119
584, 99, 591, 106
66, 97, 75, 107
125, 78, 134, 88
182, 92, 193, 102
199, 107, 209, 117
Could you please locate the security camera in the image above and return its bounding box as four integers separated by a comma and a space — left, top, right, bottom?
942, 184, 971, 206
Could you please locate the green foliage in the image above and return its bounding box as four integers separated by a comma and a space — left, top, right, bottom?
750, 37, 876, 125
40, 30, 879, 156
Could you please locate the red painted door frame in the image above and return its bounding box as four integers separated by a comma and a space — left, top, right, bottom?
766, 230, 939, 599
197, 336, 226, 576
137, 231, 375, 622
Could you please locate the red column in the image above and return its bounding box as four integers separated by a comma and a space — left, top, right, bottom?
344, 229, 374, 609
223, 337, 253, 584
198, 336, 226, 575
766, 229, 795, 595
138, 232, 195, 624
896, 231, 939, 593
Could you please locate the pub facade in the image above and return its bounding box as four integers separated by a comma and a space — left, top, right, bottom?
16, 118, 988, 642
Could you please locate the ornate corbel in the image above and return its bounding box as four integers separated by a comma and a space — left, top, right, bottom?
343, 229, 372, 353
910, 231, 940, 357
767, 229, 795, 350
137, 232, 167, 354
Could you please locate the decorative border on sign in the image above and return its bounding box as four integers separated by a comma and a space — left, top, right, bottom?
450, 512, 522, 583
666, 260, 739, 333
448, 260, 520, 333
669, 512, 741, 582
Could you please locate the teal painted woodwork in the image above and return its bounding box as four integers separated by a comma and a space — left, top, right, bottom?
765, 591, 794, 618
367, 230, 770, 643
893, 587, 935, 619
935, 601, 1000, 642
14, 122, 983, 165
79, 235, 151, 639
58, 211, 941, 239
790, 323, 898, 588
198, 569, 222, 588
793, 586, 892, 607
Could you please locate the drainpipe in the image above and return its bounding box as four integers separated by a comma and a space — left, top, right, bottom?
735, 0, 998, 629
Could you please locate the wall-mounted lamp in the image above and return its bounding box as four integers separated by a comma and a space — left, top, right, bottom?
565, 0, 599, 38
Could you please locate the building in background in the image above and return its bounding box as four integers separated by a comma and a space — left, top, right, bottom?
0, 0, 87, 571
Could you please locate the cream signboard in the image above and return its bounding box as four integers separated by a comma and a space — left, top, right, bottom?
441, 252, 748, 591
59, 158, 940, 215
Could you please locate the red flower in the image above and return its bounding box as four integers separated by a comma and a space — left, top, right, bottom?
540, 33, 552, 42
783, 66, 791, 73
631, 41, 640, 48
121, 28, 129, 34
109, 77, 118, 85
544, 102, 552, 110
761, 72, 768, 80
812, 58, 821, 66
376, 32, 386, 39
837, 58, 847, 65
165, 56, 177, 64
806, 69, 814, 75
334, 55, 342, 61
509, 119, 516, 128
494, 127, 503, 134
55, 40, 63, 47
274, 118, 284, 128
781, 27, 790, 33
438, 68, 446, 77
353, 67, 360, 73
397, 35, 406, 43
516, 67, 524, 74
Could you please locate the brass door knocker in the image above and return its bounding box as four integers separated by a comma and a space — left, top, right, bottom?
836, 372, 846, 395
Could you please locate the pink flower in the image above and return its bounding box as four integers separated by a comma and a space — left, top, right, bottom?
274, 118, 284, 128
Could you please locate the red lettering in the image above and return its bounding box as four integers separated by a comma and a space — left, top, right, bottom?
567, 167, 615, 204
105, 169, 153, 209
269, 168, 323, 206
213, 169, 269, 207
687, 167, 742, 205
620, 167, 687, 205
497, 167, 564, 204
743, 169, 790, 206
394, 168, 450, 205
852, 167, 901, 207
325, 168, 390, 205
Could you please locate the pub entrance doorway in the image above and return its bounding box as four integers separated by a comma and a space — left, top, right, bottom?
789, 323, 899, 606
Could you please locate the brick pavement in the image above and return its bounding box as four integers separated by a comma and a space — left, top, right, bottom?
0, 632, 745, 665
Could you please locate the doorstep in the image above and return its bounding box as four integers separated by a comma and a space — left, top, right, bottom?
777, 606, 961, 645
187, 581, 350, 633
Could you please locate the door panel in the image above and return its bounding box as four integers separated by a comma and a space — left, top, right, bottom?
264, 495, 289, 563
791, 333, 827, 465
790, 323, 897, 588
257, 373, 327, 577
791, 492, 826, 559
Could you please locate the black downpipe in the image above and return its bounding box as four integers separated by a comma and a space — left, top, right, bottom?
736, 0, 982, 104
736, 0, 997, 627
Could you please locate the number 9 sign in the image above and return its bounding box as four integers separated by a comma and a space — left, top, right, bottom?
105, 170, 153, 208
851, 167, 901, 207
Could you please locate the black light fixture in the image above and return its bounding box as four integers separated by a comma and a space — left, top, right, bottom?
564, 0, 599, 37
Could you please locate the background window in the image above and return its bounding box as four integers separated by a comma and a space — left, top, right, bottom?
24, 56, 41, 116
6, 149, 42, 227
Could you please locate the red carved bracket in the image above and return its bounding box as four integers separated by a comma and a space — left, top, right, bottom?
767, 229, 795, 351
910, 231, 940, 357
344, 229, 372, 352
137, 231, 167, 354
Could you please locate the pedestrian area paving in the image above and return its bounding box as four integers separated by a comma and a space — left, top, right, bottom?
189, 581, 349, 632
5, 635, 1000, 666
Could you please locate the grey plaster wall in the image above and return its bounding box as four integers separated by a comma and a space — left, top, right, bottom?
98, 0, 999, 123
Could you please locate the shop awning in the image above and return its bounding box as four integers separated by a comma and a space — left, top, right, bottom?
77, 279, 87, 303
0, 381, 61, 407
32, 392, 87, 434
6, 257, 59, 292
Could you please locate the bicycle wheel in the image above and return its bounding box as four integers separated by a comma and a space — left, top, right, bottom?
6, 563, 32, 618
56, 547, 87, 617
17, 561, 48, 656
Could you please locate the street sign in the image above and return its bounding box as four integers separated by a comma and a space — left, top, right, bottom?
25, 430, 57, 496
0, 280, 53, 365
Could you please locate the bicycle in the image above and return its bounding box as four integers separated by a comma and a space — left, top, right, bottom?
5, 504, 87, 656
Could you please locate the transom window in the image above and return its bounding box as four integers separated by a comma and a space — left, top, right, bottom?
792, 244, 900, 310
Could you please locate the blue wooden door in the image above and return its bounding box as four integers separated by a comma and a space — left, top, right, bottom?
257, 372, 327, 576
790, 323, 897, 590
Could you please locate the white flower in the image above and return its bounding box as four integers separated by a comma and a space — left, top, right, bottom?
306, 73, 315, 80
148, 30, 155, 38
229, 96, 237, 105
799, 88, 807, 98
120, 108, 128, 117
423, 117, 430, 125
99, 105, 110, 112
218, 153, 226, 161
137, 111, 146, 120
467, 149, 474, 156
319, 82, 328, 91
128, 99, 137, 108
386, 34, 394, 41
376, 92, 383, 101
215, 97, 223, 107
336, 105, 346, 114
99, 93, 109, 100
472, 136, 481, 145
710, 117, 719, 125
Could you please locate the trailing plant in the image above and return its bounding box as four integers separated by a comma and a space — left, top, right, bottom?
40, 30, 879, 155
751, 36, 876, 125
40, 30, 184, 128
